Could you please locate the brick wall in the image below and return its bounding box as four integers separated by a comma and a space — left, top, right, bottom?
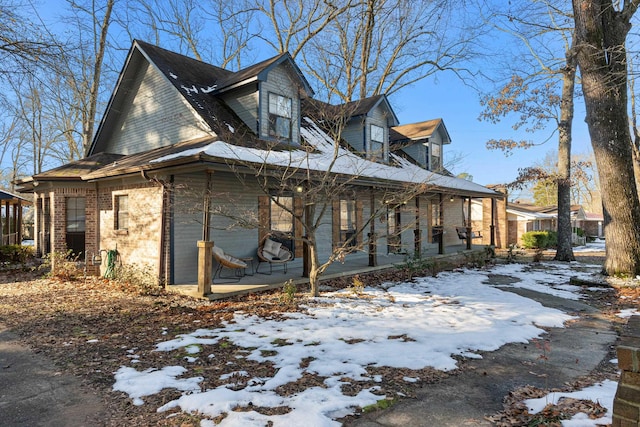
613, 315, 640, 427
98, 182, 164, 280
481, 192, 508, 249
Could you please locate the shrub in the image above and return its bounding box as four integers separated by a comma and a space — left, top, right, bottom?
521, 231, 556, 249
113, 262, 162, 295
0, 245, 35, 265
40, 250, 83, 281
546, 230, 558, 247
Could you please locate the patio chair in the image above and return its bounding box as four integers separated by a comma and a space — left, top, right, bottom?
212, 245, 248, 283
456, 226, 482, 241
256, 237, 293, 274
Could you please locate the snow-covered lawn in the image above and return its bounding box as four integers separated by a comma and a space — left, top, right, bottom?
113, 260, 620, 427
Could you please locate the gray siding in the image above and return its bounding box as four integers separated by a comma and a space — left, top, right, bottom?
107, 62, 211, 155
259, 65, 300, 143
221, 85, 259, 134
403, 143, 427, 169
172, 171, 261, 284
342, 119, 364, 153
367, 105, 390, 161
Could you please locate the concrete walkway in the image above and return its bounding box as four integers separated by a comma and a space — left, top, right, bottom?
0, 326, 105, 427
348, 287, 618, 427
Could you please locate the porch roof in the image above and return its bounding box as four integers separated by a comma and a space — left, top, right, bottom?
0, 190, 31, 205
82, 119, 497, 198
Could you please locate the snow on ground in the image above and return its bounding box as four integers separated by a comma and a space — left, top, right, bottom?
487, 261, 604, 300
573, 239, 606, 253
112, 262, 621, 426
524, 379, 618, 427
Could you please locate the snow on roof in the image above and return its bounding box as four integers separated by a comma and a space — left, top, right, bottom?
151, 117, 497, 196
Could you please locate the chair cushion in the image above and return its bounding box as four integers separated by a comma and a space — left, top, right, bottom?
263, 238, 282, 257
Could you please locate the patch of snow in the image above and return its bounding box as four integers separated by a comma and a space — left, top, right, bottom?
113, 265, 580, 425
524, 380, 617, 427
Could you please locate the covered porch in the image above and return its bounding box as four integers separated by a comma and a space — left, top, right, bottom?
1, 190, 31, 246
168, 243, 486, 300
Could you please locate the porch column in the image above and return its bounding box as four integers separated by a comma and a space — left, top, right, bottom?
197, 240, 213, 296
16, 200, 22, 244
3, 200, 8, 244
438, 193, 444, 255
490, 198, 496, 247
466, 197, 472, 250
368, 190, 377, 267
414, 197, 421, 256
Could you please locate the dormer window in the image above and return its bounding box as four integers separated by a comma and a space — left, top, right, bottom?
268, 93, 292, 140
370, 124, 385, 160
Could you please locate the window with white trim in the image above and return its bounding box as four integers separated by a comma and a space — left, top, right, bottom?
268, 93, 292, 140
115, 195, 129, 230
369, 124, 385, 160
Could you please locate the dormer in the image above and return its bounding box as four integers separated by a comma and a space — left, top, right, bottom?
339, 95, 399, 163
390, 119, 451, 172
214, 53, 314, 145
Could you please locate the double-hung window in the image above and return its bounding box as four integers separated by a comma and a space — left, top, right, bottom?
340, 200, 356, 247
370, 124, 385, 160
115, 195, 129, 230
268, 93, 292, 140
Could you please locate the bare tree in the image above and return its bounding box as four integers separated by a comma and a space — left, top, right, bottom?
572, 0, 640, 276
479, 0, 578, 261
0, 1, 61, 75
254, 0, 481, 102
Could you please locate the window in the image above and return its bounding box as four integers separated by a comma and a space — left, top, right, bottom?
115, 195, 129, 230
370, 124, 385, 160
431, 142, 441, 171
371, 124, 384, 142
65, 197, 85, 258
340, 200, 356, 247
66, 197, 85, 232
268, 93, 292, 140
270, 196, 293, 233
387, 206, 401, 253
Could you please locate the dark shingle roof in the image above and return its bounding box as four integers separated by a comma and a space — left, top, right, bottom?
32, 152, 125, 180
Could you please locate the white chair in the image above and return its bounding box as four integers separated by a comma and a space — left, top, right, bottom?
212, 245, 248, 282
256, 237, 293, 274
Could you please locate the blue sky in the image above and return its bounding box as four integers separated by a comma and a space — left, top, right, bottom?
16, 1, 596, 192
390, 71, 593, 188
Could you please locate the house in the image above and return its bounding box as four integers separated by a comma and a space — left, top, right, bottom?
1, 189, 30, 245
15, 40, 500, 290
470, 196, 604, 247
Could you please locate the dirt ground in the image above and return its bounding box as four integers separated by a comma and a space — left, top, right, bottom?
0, 250, 637, 426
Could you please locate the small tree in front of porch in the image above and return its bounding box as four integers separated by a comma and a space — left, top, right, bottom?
198, 103, 438, 297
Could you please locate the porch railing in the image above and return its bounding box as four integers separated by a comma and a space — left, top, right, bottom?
2, 233, 19, 245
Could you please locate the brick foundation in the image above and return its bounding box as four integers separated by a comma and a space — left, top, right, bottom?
613, 315, 640, 427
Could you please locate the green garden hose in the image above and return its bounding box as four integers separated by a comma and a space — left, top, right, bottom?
103, 249, 118, 279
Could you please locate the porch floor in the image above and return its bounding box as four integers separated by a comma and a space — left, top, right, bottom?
167, 244, 487, 300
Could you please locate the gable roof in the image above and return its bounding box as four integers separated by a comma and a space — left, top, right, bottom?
89, 41, 312, 156
390, 119, 451, 145
0, 189, 31, 204
214, 52, 314, 96
301, 94, 400, 127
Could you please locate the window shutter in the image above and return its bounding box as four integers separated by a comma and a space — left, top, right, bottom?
294, 197, 304, 258
332, 200, 340, 249
356, 200, 363, 248
258, 196, 270, 244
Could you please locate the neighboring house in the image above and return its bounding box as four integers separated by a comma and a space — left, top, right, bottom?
15, 40, 500, 286
506, 202, 557, 245
472, 198, 604, 246
1, 189, 30, 245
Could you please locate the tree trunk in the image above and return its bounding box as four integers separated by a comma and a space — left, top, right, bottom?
572, 0, 640, 276
555, 51, 577, 262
